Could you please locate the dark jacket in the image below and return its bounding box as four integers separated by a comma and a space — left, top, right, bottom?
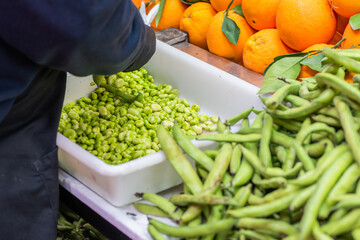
0, 0, 156, 123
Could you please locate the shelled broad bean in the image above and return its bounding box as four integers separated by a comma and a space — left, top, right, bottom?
58, 68, 218, 164
135, 47, 360, 240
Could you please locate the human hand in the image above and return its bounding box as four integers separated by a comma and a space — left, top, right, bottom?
139, 1, 159, 26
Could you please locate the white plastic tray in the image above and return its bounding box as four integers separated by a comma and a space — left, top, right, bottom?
57, 40, 263, 207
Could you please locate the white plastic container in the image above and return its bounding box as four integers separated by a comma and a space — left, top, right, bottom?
57, 40, 263, 207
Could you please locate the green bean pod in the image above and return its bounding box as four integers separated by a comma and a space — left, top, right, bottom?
225, 107, 253, 126
235, 230, 277, 240
231, 154, 254, 187
179, 143, 232, 224
233, 184, 252, 207
133, 202, 170, 218
293, 141, 315, 171
169, 193, 239, 206
157, 125, 203, 194
149, 218, 236, 238
185, 213, 202, 228
236, 218, 298, 236
295, 122, 336, 144
248, 184, 299, 205
259, 113, 273, 167
273, 118, 302, 132
329, 208, 348, 222
299, 149, 353, 240
226, 190, 300, 218
334, 97, 360, 165
319, 163, 360, 218
299, 85, 322, 100
204, 150, 219, 159
252, 174, 287, 189
312, 221, 333, 240
316, 72, 360, 104
265, 84, 301, 110
180, 204, 202, 224
203, 143, 232, 190
274, 145, 287, 163
240, 144, 302, 178
267, 88, 336, 119
321, 208, 360, 236
93, 75, 142, 103
196, 133, 261, 143
332, 196, 360, 211
353, 228, 360, 240
332, 48, 360, 61
322, 47, 360, 74
148, 224, 167, 240
318, 106, 339, 119
230, 144, 242, 176
285, 94, 310, 107
289, 185, 316, 211
311, 114, 341, 127
236, 127, 262, 135
202, 189, 226, 240
172, 122, 214, 171
304, 140, 328, 158
271, 129, 295, 148
136, 192, 183, 222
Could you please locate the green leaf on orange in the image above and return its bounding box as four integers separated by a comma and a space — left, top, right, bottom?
300, 52, 325, 72
222, 16, 241, 45
232, 5, 244, 18
258, 56, 305, 94
350, 13, 360, 31
264, 52, 308, 75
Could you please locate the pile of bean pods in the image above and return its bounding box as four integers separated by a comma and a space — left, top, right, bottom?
57, 202, 108, 240
134, 46, 360, 240
58, 68, 218, 165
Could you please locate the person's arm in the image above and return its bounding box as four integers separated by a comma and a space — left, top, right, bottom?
0, 0, 155, 76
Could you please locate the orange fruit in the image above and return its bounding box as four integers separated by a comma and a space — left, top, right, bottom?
328, 0, 360, 18
179, 2, 217, 49
132, 0, 150, 8
341, 23, 360, 49
207, 10, 256, 63
242, 0, 281, 30
298, 43, 334, 79
276, 0, 337, 51
147, 0, 187, 30
242, 28, 296, 74
210, 0, 242, 12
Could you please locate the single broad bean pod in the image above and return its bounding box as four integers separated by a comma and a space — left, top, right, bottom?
133, 202, 169, 218
236, 217, 298, 236
172, 122, 214, 171
135, 192, 183, 222
334, 97, 360, 165
148, 224, 167, 240
321, 208, 360, 236
149, 218, 237, 238
157, 125, 203, 194
169, 193, 239, 207
265, 84, 301, 110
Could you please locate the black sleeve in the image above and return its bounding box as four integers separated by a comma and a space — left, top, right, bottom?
0, 0, 156, 76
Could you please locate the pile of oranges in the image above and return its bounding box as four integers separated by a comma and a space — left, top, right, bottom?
133, 0, 360, 76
